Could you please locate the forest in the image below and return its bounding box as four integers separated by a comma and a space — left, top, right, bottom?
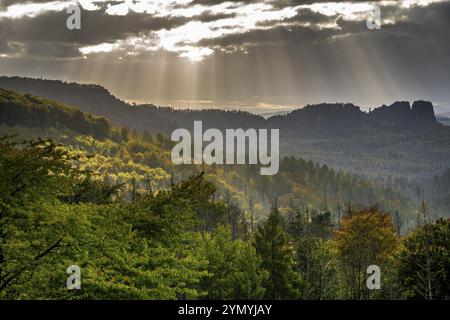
2, 76, 450, 180
0, 87, 449, 300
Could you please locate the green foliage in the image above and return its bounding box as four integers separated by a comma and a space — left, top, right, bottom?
298, 239, 340, 300
63, 172, 124, 205
254, 206, 302, 299
0, 88, 111, 139
0, 137, 77, 295
0, 132, 447, 300
0, 87, 448, 300
289, 209, 340, 299
398, 218, 450, 300
0, 137, 208, 299
198, 226, 267, 299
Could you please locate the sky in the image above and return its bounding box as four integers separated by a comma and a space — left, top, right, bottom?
1, 0, 450, 115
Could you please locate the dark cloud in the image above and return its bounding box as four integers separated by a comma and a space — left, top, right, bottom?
198, 24, 320, 49
0, 0, 50, 9
0, 3, 238, 58
23, 41, 81, 59
1, 9, 190, 45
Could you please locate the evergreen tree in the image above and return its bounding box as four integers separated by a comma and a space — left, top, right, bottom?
254, 206, 302, 299
398, 218, 450, 300
198, 226, 267, 299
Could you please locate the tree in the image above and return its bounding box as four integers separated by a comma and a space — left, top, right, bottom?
287, 203, 340, 299
198, 226, 267, 299
335, 207, 399, 299
0, 137, 77, 294
398, 218, 450, 300
63, 172, 123, 205
0, 137, 210, 299
254, 206, 302, 299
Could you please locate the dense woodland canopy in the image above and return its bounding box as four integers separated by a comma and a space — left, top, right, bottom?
0, 86, 449, 300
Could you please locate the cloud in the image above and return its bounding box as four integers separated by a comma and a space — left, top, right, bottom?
1, 0, 450, 110
1, 0, 449, 61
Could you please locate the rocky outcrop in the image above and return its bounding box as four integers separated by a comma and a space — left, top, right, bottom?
370, 100, 438, 128
411, 100, 436, 123
370, 101, 412, 126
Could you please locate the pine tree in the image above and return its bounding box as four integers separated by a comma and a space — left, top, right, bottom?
254, 205, 301, 299
398, 207, 450, 299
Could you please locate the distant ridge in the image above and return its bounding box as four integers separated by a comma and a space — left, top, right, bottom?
0, 87, 111, 139
1, 76, 450, 179
259, 110, 293, 119
437, 117, 450, 126
0, 76, 178, 134
0, 76, 266, 134
0, 76, 440, 136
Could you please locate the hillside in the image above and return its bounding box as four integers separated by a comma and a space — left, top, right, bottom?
0, 87, 448, 301
1, 76, 450, 180
0, 88, 414, 223
0, 76, 441, 134
0, 88, 112, 140
0, 76, 177, 135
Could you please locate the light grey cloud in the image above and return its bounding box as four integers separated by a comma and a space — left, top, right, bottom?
0, 0, 448, 60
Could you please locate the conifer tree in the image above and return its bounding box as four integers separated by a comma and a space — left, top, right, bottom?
254, 205, 301, 299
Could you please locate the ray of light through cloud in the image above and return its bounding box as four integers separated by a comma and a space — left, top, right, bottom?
1, 0, 450, 111
1, 0, 449, 61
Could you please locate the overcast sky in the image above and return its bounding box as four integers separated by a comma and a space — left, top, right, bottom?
1, 0, 450, 114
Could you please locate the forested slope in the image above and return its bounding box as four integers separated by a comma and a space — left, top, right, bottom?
2, 76, 450, 180
0, 88, 413, 223
0, 88, 449, 300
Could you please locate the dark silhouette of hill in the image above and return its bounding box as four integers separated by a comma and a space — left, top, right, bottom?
0, 87, 111, 140
0, 76, 181, 134
0, 76, 441, 135
269, 101, 439, 137
1, 76, 449, 178
0, 76, 266, 134
371, 101, 436, 128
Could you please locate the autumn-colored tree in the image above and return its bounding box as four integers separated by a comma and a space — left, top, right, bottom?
335, 207, 399, 299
